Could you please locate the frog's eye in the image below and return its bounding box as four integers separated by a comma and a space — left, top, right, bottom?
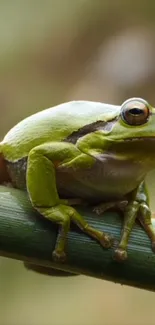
121, 98, 150, 126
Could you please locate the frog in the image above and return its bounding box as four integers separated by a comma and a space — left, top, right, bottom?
0, 97, 155, 263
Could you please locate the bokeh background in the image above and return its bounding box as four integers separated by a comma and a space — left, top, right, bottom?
1, 1, 155, 324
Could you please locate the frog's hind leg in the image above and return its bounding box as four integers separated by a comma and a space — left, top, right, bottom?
26, 141, 113, 263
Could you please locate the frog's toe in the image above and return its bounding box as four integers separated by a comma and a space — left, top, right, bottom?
100, 233, 113, 248
52, 250, 66, 263
93, 206, 103, 215
113, 248, 128, 262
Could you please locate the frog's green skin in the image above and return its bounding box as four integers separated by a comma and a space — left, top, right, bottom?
1, 98, 155, 262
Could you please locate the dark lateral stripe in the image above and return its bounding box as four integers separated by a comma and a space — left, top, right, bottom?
65, 119, 117, 144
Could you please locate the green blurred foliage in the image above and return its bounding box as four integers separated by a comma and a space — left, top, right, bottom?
1, 1, 155, 324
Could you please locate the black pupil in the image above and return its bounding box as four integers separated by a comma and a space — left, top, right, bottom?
129, 107, 143, 115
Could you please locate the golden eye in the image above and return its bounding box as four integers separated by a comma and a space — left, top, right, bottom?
121, 98, 150, 126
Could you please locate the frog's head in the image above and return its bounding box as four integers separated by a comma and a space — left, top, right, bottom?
109, 97, 155, 140
103, 97, 155, 163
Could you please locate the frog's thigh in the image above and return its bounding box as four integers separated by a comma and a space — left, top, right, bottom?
26, 141, 90, 260
26, 141, 93, 207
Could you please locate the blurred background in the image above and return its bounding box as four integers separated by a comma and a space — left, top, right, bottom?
1, 0, 155, 324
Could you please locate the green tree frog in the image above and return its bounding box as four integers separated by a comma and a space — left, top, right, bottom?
0, 98, 155, 262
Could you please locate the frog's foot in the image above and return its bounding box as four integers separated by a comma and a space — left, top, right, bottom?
52, 250, 66, 263
93, 200, 128, 215
93, 203, 110, 215
113, 248, 128, 262
100, 233, 113, 248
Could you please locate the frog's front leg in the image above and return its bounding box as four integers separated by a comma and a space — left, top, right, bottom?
27, 141, 113, 263
114, 181, 155, 261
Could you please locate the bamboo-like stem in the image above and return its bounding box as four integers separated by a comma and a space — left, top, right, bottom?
0, 185, 155, 291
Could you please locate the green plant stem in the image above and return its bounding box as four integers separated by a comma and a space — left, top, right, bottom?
0, 185, 155, 291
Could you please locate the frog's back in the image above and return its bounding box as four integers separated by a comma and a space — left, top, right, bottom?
1, 100, 120, 161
